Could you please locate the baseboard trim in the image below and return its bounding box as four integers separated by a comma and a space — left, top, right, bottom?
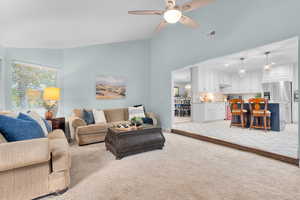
171, 129, 299, 166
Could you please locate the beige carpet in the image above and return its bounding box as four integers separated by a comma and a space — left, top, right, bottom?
43, 133, 300, 200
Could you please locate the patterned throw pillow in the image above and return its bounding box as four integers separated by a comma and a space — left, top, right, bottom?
128, 106, 146, 120
27, 111, 49, 136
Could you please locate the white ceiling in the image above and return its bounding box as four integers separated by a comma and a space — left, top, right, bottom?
195, 37, 298, 73
173, 38, 298, 82
0, 0, 192, 48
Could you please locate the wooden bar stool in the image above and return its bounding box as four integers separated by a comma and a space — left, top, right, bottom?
249, 98, 271, 131
229, 99, 248, 128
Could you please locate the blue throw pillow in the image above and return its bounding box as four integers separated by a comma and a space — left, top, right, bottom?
0, 114, 45, 142
142, 117, 153, 125
83, 109, 95, 125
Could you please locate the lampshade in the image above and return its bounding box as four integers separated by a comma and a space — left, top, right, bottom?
43, 87, 60, 101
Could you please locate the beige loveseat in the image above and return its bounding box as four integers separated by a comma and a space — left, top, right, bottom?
0, 129, 71, 200
69, 108, 160, 146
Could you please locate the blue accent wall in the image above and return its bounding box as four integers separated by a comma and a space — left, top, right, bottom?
63, 39, 150, 115
149, 0, 300, 129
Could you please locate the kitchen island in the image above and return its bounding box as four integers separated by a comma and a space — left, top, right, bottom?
192, 102, 285, 131
231, 103, 285, 131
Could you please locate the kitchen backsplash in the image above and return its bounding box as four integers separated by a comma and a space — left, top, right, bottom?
199, 93, 227, 102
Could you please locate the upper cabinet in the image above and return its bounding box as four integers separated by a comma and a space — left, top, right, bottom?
192, 66, 263, 95
193, 67, 207, 92
193, 67, 227, 93
262, 65, 293, 83
223, 70, 262, 94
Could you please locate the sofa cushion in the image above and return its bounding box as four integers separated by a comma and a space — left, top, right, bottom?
0, 133, 7, 143
93, 109, 107, 123
83, 109, 95, 125
77, 123, 108, 135
0, 113, 45, 142
0, 138, 50, 171
104, 108, 127, 122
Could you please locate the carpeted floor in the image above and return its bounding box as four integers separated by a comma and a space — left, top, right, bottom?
43, 133, 300, 200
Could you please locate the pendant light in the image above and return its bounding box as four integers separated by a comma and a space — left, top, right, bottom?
264, 51, 272, 71
238, 57, 246, 77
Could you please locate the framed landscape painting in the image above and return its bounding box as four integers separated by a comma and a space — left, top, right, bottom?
96, 75, 126, 99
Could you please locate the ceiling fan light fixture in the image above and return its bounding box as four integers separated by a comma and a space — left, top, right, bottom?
163, 9, 182, 24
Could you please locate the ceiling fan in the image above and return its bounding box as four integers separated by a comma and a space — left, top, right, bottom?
128, 0, 214, 32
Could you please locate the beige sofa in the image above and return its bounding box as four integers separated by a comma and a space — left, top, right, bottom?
0, 129, 71, 200
69, 108, 160, 146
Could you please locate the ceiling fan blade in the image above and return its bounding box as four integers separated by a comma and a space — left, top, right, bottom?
181, 0, 214, 12
165, 0, 176, 8
155, 20, 168, 33
128, 10, 164, 15
179, 15, 199, 28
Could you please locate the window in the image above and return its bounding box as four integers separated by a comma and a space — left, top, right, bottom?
11, 62, 58, 112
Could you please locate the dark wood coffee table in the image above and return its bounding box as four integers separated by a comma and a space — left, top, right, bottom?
105, 126, 165, 159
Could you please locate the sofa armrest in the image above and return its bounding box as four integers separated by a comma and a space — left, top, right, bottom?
146, 112, 160, 127
71, 117, 87, 129
49, 138, 70, 172
0, 138, 50, 172
48, 129, 66, 140
69, 116, 87, 140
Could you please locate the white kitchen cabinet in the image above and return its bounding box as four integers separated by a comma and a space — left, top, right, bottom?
192, 102, 226, 122
262, 65, 293, 83
224, 70, 262, 94
194, 66, 263, 95
197, 68, 221, 93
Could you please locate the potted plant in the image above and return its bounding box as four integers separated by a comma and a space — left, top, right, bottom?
130, 117, 143, 128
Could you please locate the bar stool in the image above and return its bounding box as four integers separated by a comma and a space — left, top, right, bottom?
249, 98, 271, 131
229, 99, 248, 128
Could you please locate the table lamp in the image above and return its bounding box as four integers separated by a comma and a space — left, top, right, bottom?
43, 87, 60, 120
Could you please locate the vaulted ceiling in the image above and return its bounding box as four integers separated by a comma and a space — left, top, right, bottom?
0, 0, 188, 48
197, 37, 298, 72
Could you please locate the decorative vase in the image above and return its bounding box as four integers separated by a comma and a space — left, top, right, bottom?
45, 110, 53, 120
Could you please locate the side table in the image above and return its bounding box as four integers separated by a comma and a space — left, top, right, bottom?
48, 117, 71, 142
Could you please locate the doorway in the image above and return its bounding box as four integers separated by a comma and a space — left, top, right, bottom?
172, 68, 192, 124
171, 37, 299, 165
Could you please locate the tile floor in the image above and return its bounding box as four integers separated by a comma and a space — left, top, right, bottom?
173, 120, 299, 158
